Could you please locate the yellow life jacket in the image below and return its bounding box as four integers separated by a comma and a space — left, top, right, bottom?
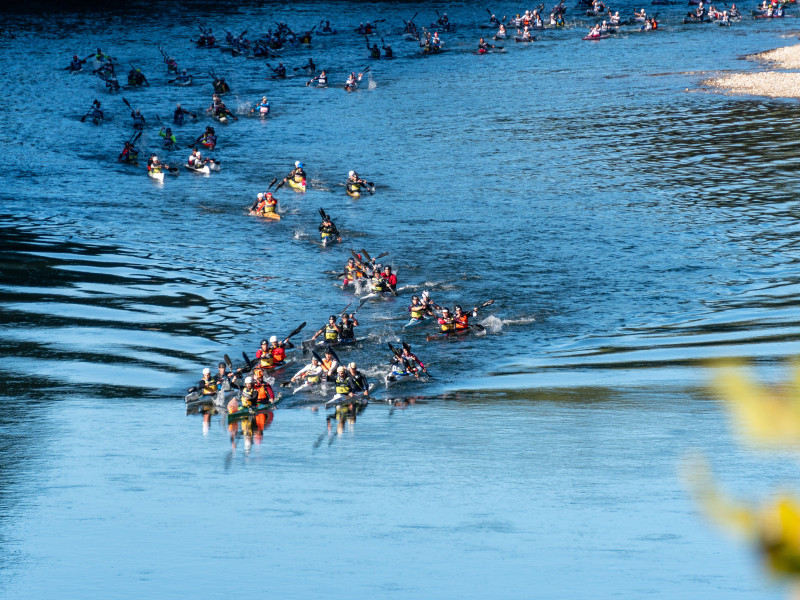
440, 318, 455, 332
202, 377, 218, 394
264, 199, 277, 213
325, 324, 339, 341
241, 387, 258, 407
259, 353, 274, 368
306, 369, 321, 383
410, 303, 424, 319
335, 376, 351, 395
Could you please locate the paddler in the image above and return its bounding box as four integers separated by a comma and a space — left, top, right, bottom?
372, 265, 397, 293
344, 71, 362, 92
196, 367, 218, 395
478, 37, 492, 53
173, 103, 195, 125
420, 290, 438, 314
338, 313, 359, 342
321, 347, 339, 380
518, 26, 532, 40
400, 344, 428, 376
105, 75, 120, 92
382, 40, 393, 58
215, 361, 240, 388
90, 99, 104, 121
346, 362, 369, 398
273, 63, 287, 78
212, 76, 230, 94
312, 315, 341, 343
367, 39, 381, 58
69, 54, 85, 71
252, 368, 276, 402
342, 257, 365, 287
240, 377, 259, 407
250, 96, 271, 117
131, 108, 146, 130
318, 213, 341, 243
267, 334, 294, 365
390, 347, 420, 378
308, 70, 328, 87
347, 170, 371, 191
610, 11, 621, 23
159, 126, 178, 151
437, 307, 455, 332
188, 148, 206, 168
147, 155, 168, 174
408, 295, 428, 320
331, 366, 354, 402
290, 356, 324, 393
255, 191, 278, 216
171, 69, 192, 85
321, 20, 334, 33
118, 140, 139, 164
283, 161, 306, 186
454, 305, 480, 330
197, 126, 217, 149
300, 57, 316, 72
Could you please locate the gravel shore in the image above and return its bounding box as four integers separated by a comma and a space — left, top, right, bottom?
704, 43, 800, 97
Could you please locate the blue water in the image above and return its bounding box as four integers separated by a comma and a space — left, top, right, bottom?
2, 2, 800, 598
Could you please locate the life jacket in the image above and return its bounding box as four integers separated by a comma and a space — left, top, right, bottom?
260, 353, 274, 368
241, 386, 258, 407
318, 74, 327, 85
372, 275, 386, 291
270, 345, 285, 363
335, 375, 352, 395
293, 168, 306, 181
371, 47, 380, 58
203, 134, 216, 148
322, 358, 335, 372
454, 314, 470, 330
439, 317, 455, 332
148, 163, 162, 174
320, 224, 336, 237
325, 324, 339, 341
347, 181, 361, 193
305, 366, 322, 383
201, 376, 218, 394
132, 114, 145, 128
409, 303, 425, 319
264, 198, 277, 213
340, 322, 355, 340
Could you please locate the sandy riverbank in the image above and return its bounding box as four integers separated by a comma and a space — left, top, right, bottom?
704, 42, 800, 97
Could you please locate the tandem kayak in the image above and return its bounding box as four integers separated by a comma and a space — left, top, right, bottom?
515, 36, 536, 42
148, 170, 165, 182
426, 328, 471, 342
172, 76, 193, 86
582, 33, 610, 40
287, 177, 306, 192
185, 163, 210, 175
250, 210, 281, 220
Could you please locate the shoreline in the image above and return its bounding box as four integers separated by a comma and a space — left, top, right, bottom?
704, 42, 800, 97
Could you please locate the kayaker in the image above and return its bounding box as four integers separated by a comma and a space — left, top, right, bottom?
478, 37, 492, 53
252, 369, 276, 402
635, 8, 647, 19
118, 141, 139, 164
312, 315, 341, 343
401, 344, 428, 376
495, 24, 507, 38
268, 334, 294, 364
240, 377, 259, 407
408, 295, 427, 320
346, 362, 369, 397
250, 96, 271, 117
290, 356, 324, 393
373, 265, 397, 293
431, 32, 442, 48
198, 126, 217, 149
301, 57, 316, 72
90, 100, 104, 121
321, 20, 334, 33
321, 347, 339, 380
518, 26, 532, 41
344, 71, 362, 92
212, 76, 230, 94
610, 11, 621, 23
318, 213, 341, 243
173, 103, 195, 125
197, 367, 218, 395
308, 70, 328, 87
274, 63, 286, 78
256, 192, 278, 216
105, 75, 120, 92
188, 148, 206, 168
368, 40, 381, 58
342, 257, 365, 287
347, 170, 371, 190
159, 127, 178, 151
339, 313, 359, 341
437, 307, 455, 332
453, 305, 479, 331
164, 54, 178, 73
283, 161, 306, 186
147, 155, 166, 174
131, 109, 146, 130
331, 366, 354, 402
382, 41, 393, 58
69, 54, 85, 71
215, 361, 240, 388
391, 348, 420, 378
420, 290, 439, 315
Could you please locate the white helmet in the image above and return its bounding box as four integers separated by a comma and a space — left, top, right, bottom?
422, 290, 429, 298
202, 367, 211, 375
348, 362, 357, 369
295, 160, 300, 167
257, 193, 264, 199
245, 376, 253, 384
348, 170, 355, 177
269, 335, 278, 343
197, 151, 202, 157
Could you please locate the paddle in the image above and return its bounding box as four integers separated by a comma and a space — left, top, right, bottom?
122, 96, 133, 111
282, 321, 306, 343
80, 101, 98, 123
266, 177, 278, 191
402, 341, 432, 377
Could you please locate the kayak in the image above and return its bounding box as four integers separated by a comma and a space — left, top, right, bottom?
426, 328, 471, 342
583, 34, 610, 39
753, 12, 793, 17
250, 210, 281, 220
185, 163, 210, 175
403, 315, 432, 330
148, 170, 165, 182
682, 17, 710, 23
514, 36, 536, 42
302, 337, 365, 353
346, 183, 361, 198
226, 398, 281, 425
173, 76, 192, 86
287, 177, 306, 192
325, 391, 369, 408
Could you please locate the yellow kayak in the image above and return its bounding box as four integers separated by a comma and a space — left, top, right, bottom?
287, 177, 306, 192
249, 210, 281, 220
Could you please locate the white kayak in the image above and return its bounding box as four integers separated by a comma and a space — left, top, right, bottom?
148, 170, 165, 182
185, 163, 210, 175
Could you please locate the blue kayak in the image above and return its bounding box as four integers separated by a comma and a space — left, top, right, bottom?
402, 315, 432, 330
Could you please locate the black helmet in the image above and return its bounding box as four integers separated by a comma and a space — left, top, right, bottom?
329, 314, 337, 320
218, 362, 226, 368
455, 305, 463, 311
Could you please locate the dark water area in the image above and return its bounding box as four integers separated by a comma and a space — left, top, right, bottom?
2, 1, 800, 597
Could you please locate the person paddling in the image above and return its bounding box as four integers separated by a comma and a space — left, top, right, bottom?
69, 54, 85, 71
318, 213, 341, 244
312, 315, 341, 343
372, 265, 397, 294
382, 40, 393, 58
130, 107, 146, 130
283, 161, 306, 187
118, 140, 139, 164
290, 357, 324, 393
212, 76, 230, 94
159, 126, 178, 151
367, 39, 381, 58
173, 103, 196, 125
344, 71, 363, 92
308, 70, 328, 87
250, 96, 271, 117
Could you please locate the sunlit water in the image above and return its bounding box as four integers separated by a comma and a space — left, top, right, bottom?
2, 2, 800, 598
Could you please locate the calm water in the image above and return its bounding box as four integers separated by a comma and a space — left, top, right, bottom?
2, 1, 800, 598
